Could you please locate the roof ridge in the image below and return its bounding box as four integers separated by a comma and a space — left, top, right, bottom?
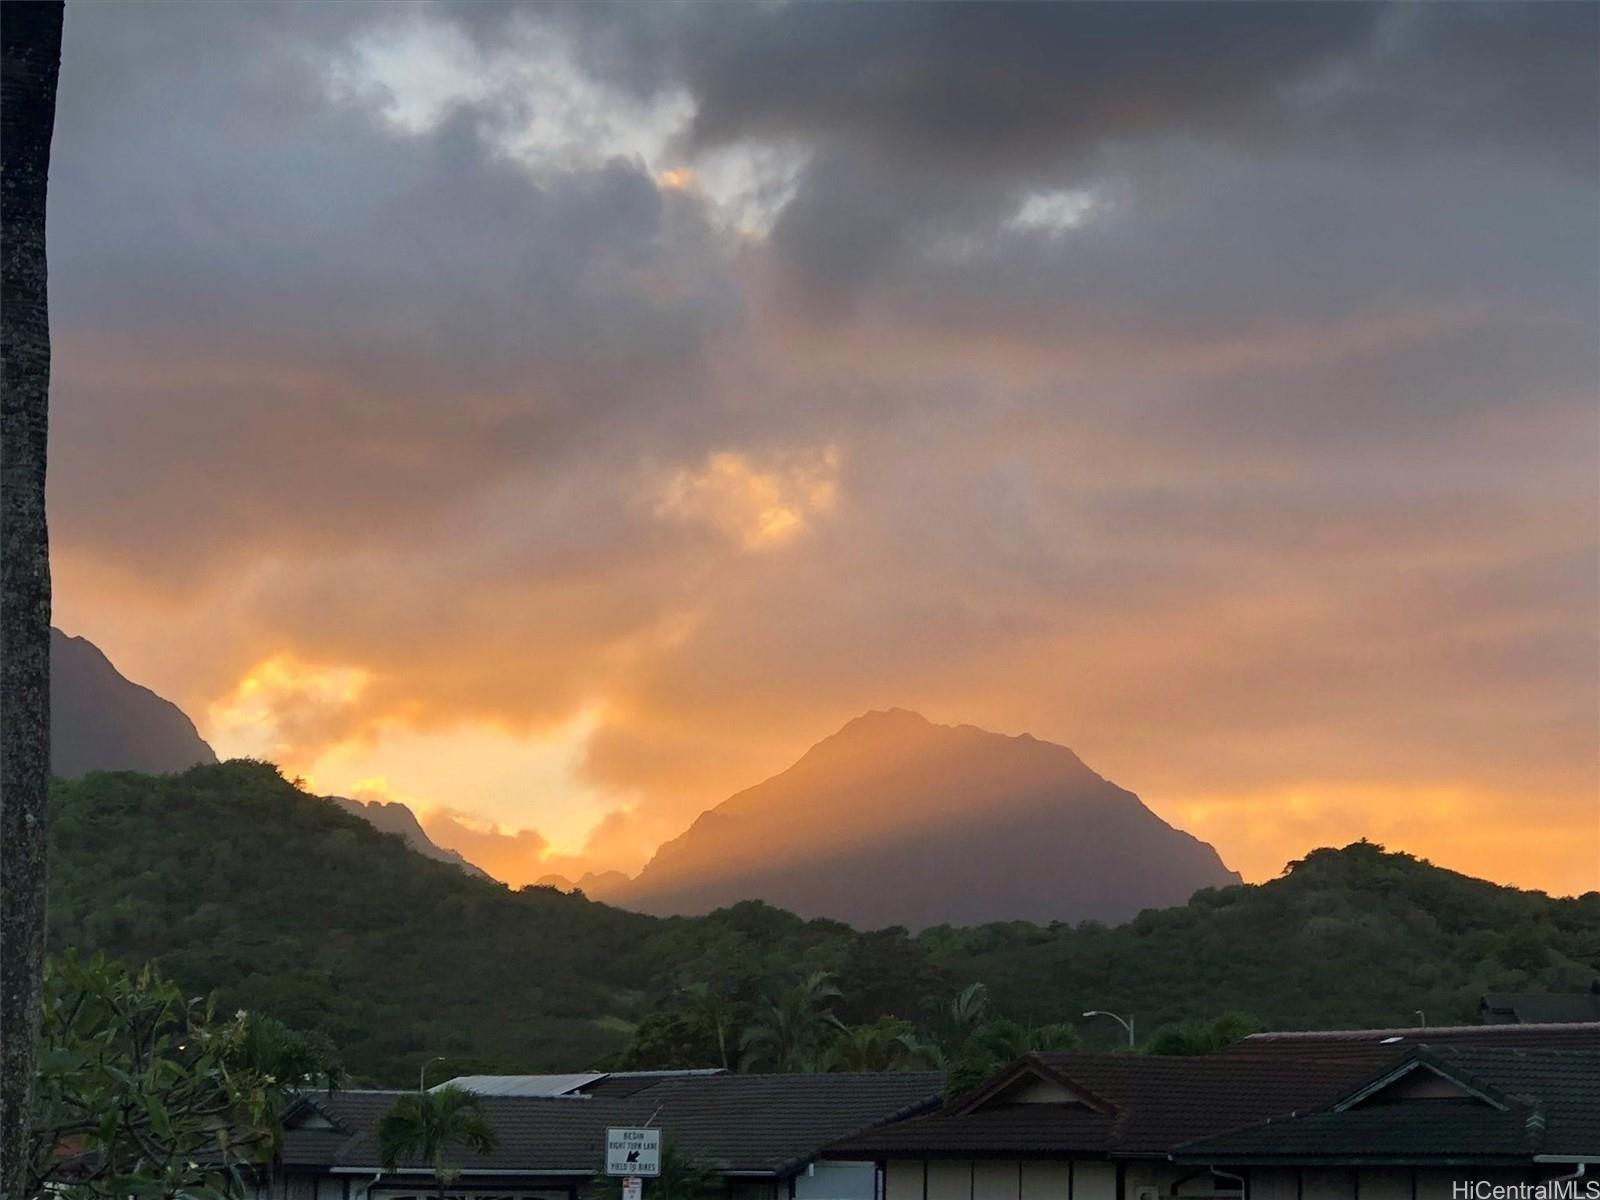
1243, 1020, 1600, 1039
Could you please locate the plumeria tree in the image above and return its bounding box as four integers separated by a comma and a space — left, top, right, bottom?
27, 954, 339, 1199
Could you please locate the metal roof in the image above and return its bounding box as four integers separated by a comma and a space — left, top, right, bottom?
435, 1073, 605, 1098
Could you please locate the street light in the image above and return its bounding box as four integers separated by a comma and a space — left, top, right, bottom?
419, 1055, 447, 1094
1414, 1010, 1426, 1029
1083, 1010, 1135, 1049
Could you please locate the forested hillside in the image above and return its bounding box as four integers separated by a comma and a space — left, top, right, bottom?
48, 762, 1599, 1083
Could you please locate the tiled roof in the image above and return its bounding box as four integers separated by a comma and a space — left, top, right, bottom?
332, 1093, 610, 1174
1479, 991, 1600, 1026
822, 1104, 1118, 1157
830, 1053, 1392, 1159
1176, 1106, 1542, 1164
280, 1074, 943, 1178
830, 1025, 1600, 1161
1177, 1048, 1600, 1164
610, 1072, 944, 1174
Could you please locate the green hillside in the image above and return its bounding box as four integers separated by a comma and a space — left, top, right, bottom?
925, 840, 1600, 1034
47, 762, 1600, 1082
48, 761, 663, 1076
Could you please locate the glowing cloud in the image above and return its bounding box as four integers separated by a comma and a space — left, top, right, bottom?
207, 654, 372, 763
654, 446, 841, 550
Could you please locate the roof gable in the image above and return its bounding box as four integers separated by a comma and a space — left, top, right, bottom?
1335, 1052, 1512, 1113
953, 1055, 1115, 1116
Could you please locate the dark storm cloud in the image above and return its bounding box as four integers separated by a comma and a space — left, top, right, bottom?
49, 0, 739, 578
519, 1, 1596, 299
682, 3, 1377, 162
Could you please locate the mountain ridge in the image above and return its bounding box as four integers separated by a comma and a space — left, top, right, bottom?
50, 627, 219, 778
330, 794, 490, 877
605, 707, 1241, 928
49, 627, 488, 877
45, 760, 1600, 1081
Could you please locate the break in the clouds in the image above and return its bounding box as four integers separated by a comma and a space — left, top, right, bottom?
47, 2, 1599, 895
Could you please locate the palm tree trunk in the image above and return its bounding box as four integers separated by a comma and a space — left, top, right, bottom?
0, 4, 64, 1196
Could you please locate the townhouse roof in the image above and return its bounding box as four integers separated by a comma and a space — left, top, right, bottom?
1478, 985, 1600, 1026
828, 1024, 1600, 1161
281, 1071, 943, 1178
612, 1072, 944, 1175
829, 1052, 1393, 1159
1229, 1021, 1600, 1053
1176, 1048, 1600, 1165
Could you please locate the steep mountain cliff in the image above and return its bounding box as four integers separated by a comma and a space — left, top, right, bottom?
49, 627, 485, 877
50, 627, 218, 777
609, 708, 1241, 928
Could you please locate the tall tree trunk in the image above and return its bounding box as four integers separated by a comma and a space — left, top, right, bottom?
1, 3, 64, 1195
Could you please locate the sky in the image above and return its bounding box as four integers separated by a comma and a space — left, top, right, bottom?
45, 1, 1599, 896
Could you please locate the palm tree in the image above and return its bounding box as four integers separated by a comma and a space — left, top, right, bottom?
825, 1018, 922, 1072
921, 981, 991, 1060
680, 980, 733, 1070
970, 1017, 1082, 1061
0, 6, 65, 1196
739, 970, 843, 1072
378, 1084, 498, 1200
1146, 1012, 1259, 1056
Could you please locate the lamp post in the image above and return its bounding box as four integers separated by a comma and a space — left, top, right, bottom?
419, 1055, 446, 1094
1414, 1010, 1426, 1029
1083, 1010, 1135, 1049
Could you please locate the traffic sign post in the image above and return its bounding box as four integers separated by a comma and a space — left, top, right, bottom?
605, 1128, 662, 1178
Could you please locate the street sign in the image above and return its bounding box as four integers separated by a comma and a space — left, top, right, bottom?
623, 1178, 644, 1200
605, 1127, 661, 1177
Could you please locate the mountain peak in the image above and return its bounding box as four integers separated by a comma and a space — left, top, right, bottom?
50, 626, 218, 778
841, 706, 934, 730
612, 710, 1239, 929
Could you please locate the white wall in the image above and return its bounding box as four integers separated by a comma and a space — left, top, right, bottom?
928, 1162, 972, 1200
886, 1161, 925, 1200
1020, 1162, 1070, 1200
796, 1163, 879, 1200
972, 1161, 1019, 1200
1075, 1163, 1117, 1200
1247, 1171, 1297, 1200
1300, 1171, 1356, 1200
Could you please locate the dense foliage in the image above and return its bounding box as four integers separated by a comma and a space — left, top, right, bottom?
377, 1085, 498, 1200
48, 762, 1600, 1084
29, 953, 338, 1199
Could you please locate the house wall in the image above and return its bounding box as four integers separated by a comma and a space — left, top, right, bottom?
795, 1163, 878, 1200
880, 1158, 1132, 1200
1123, 1160, 1241, 1200
252, 1172, 344, 1200
1021, 1163, 1072, 1200
1236, 1167, 1548, 1200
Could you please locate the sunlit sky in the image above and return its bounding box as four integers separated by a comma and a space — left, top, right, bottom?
47, 2, 1599, 895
